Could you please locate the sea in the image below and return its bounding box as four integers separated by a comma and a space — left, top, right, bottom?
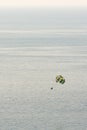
0, 8, 87, 130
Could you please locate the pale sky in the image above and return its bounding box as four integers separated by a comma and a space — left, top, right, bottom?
0, 0, 87, 8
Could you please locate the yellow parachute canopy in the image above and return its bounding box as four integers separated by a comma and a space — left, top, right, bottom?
56, 75, 65, 84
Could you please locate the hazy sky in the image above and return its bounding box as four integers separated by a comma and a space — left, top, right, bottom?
0, 0, 87, 8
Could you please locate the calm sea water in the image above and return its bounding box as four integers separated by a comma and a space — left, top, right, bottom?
0, 8, 87, 130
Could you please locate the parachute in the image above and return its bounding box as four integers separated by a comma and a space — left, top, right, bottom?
56, 75, 65, 84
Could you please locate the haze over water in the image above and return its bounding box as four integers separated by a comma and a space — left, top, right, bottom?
0, 8, 87, 47
0, 8, 87, 130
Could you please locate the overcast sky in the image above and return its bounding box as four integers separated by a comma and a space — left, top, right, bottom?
0, 0, 87, 8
